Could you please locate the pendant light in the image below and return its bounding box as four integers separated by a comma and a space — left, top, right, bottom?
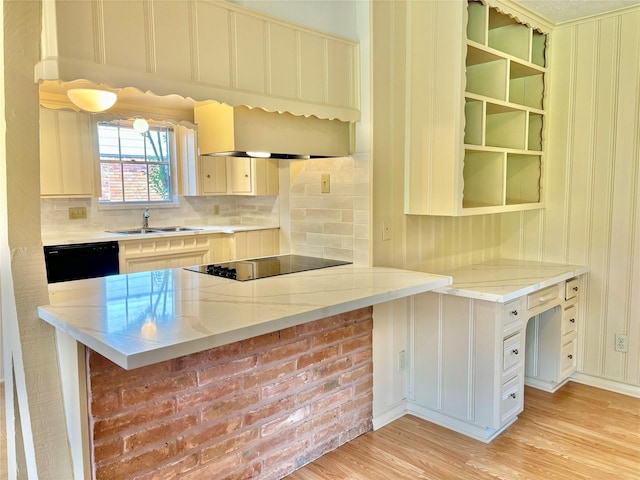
133, 118, 150, 133
66, 88, 117, 113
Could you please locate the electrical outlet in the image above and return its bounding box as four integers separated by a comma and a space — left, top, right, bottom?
398, 350, 406, 371
382, 218, 392, 241
68, 207, 87, 220
212, 204, 220, 215
321, 173, 330, 193
615, 334, 628, 353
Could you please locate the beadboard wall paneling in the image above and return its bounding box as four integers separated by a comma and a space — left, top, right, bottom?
500, 8, 640, 387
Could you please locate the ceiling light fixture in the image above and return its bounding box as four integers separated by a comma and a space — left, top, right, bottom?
133, 118, 150, 133
66, 88, 117, 113
246, 151, 271, 158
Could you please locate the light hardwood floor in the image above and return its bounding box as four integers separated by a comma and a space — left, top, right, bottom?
288, 382, 640, 480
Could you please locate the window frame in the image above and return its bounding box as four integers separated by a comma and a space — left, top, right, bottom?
95, 119, 179, 207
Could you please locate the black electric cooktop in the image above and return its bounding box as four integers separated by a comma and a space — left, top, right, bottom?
185, 254, 352, 281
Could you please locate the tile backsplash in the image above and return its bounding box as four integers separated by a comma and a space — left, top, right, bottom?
40, 195, 279, 237
289, 154, 369, 264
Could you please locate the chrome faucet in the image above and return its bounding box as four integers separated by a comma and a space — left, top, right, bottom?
142, 208, 150, 229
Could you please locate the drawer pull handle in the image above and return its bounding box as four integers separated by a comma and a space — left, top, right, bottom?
538, 295, 554, 303
509, 393, 517, 399
511, 310, 518, 316
570, 318, 576, 323
573, 286, 579, 292
568, 354, 573, 359
512, 349, 519, 355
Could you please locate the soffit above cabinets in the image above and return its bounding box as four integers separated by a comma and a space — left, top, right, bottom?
35, 0, 360, 124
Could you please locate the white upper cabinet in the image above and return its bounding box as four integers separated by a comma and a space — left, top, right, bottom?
404, 0, 548, 216
40, 108, 95, 197
36, 0, 360, 123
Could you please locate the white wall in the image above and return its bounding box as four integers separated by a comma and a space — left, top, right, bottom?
501, 7, 640, 388
230, 0, 358, 40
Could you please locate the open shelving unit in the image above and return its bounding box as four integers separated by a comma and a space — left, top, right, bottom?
403, 0, 548, 216
462, 0, 546, 213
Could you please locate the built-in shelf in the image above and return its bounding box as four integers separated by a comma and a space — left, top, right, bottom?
404, 0, 547, 216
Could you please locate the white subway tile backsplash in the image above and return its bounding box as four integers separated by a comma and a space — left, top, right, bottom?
289, 155, 369, 265
41, 195, 278, 237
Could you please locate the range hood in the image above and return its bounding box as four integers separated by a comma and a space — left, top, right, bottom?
194, 102, 353, 159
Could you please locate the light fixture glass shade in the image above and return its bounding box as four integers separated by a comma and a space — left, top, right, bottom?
246, 151, 271, 158
133, 118, 149, 133
67, 88, 117, 113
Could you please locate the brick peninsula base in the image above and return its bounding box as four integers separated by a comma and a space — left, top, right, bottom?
86, 307, 373, 479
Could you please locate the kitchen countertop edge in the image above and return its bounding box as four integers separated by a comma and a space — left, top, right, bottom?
39, 266, 452, 370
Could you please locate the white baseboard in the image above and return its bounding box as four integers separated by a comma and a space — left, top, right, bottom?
372, 402, 407, 431
570, 373, 640, 398
407, 402, 516, 443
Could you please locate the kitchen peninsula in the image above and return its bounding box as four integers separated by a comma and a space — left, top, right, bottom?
38, 263, 451, 479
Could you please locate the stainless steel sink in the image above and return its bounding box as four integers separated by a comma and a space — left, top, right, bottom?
108, 226, 202, 235
152, 226, 203, 232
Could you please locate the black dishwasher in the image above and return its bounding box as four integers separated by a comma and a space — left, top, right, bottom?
44, 241, 120, 283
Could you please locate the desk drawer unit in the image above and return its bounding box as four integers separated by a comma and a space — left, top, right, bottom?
562, 304, 577, 336
503, 333, 523, 372
527, 284, 559, 310
500, 374, 522, 424
565, 277, 580, 301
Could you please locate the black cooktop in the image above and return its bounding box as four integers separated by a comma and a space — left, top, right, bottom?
185, 254, 352, 281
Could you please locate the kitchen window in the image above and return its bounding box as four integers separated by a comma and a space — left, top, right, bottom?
97, 120, 175, 204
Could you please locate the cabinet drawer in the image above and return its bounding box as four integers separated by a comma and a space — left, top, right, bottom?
561, 340, 577, 373
500, 375, 522, 423
502, 299, 524, 334
527, 285, 559, 310
503, 333, 523, 372
562, 305, 577, 336
565, 278, 580, 301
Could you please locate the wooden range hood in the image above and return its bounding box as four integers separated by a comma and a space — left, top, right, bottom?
194, 102, 353, 159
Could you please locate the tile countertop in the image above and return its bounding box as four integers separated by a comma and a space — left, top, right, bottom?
41, 224, 280, 246
433, 258, 588, 303
38, 264, 452, 370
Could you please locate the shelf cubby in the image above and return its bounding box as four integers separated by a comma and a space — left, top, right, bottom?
463, 151, 505, 208
506, 154, 541, 204
509, 61, 545, 109
485, 103, 526, 149
488, 8, 531, 62
466, 54, 508, 101
531, 31, 547, 67
467, 1, 487, 44
464, 98, 484, 146
528, 113, 543, 151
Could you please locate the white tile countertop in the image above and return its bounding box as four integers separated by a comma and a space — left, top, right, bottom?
41, 224, 279, 246
433, 258, 588, 303
38, 264, 452, 370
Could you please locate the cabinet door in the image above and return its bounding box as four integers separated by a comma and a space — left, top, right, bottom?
233, 229, 279, 260
201, 156, 227, 194
229, 157, 252, 193
40, 108, 95, 197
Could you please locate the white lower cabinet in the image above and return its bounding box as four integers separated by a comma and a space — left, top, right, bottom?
232, 229, 280, 260
409, 293, 525, 442
118, 229, 280, 274
119, 233, 232, 274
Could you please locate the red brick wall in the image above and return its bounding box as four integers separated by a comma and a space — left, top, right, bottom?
86, 307, 373, 479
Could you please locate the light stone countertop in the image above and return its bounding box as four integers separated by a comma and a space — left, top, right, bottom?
38, 264, 452, 370
433, 258, 588, 303
41, 224, 280, 246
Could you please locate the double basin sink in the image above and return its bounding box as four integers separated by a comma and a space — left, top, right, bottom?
109, 226, 203, 235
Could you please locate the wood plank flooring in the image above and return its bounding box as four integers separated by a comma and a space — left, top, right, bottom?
287, 382, 640, 480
